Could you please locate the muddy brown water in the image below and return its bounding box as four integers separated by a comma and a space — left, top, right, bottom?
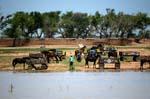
0, 71, 150, 99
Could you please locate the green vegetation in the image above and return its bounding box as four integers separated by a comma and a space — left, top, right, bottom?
0, 46, 149, 54
0, 56, 14, 63
0, 56, 15, 69
116, 46, 150, 49
0, 9, 150, 40
0, 47, 74, 53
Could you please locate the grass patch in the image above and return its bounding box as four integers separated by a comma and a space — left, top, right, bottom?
0, 56, 15, 63
116, 46, 150, 49
58, 56, 85, 66
0, 47, 75, 53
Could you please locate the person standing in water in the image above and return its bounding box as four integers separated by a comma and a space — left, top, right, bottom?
69, 55, 75, 71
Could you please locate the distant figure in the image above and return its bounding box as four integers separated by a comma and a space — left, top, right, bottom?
69, 55, 75, 71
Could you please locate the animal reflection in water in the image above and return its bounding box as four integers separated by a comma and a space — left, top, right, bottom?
8, 83, 14, 93
12, 55, 48, 70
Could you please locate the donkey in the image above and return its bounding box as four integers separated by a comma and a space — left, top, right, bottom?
12, 57, 30, 70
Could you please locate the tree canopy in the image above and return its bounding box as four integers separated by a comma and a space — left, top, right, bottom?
0, 9, 150, 39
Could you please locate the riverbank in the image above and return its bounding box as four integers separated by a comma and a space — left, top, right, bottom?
0, 44, 150, 72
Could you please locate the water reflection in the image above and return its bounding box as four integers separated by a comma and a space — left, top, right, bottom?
8, 83, 14, 93
0, 71, 150, 99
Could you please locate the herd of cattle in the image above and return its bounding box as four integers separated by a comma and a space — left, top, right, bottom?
12, 44, 150, 70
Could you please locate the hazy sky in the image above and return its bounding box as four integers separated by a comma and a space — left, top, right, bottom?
0, 0, 150, 15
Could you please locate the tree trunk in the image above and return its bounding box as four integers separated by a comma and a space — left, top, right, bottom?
120, 32, 125, 38
109, 32, 112, 38
99, 32, 102, 38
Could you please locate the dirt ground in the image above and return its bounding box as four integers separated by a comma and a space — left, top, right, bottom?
0, 44, 150, 72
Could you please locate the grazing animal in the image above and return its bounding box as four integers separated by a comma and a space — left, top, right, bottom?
75, 49, 82, 62
12, 57, 30, 70
41, 50, 59, 63
85, 49, 99, 68
75, 46, 87, 62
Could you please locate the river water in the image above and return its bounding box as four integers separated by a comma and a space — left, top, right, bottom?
0, 71, 150, 99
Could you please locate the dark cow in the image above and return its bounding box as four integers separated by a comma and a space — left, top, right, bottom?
85, 49, 100, 68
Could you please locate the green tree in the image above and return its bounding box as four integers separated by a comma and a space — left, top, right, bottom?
59, 11, 75, 38
42, 11, 61, 38
72, 12, 90, 38
90, 11, 104, 38
134, 12, 150, 39
30, 11, 43, 38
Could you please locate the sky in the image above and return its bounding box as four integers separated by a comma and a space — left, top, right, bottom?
0, 0, 150, 16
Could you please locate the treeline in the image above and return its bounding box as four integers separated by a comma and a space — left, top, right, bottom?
0, 8, 150, 39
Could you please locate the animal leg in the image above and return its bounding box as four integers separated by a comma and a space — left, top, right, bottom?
23, 63, 25, 70
32, 64, 37, 70
13, 66, 15, 71
93, 62, 96, 69
85, 60, 89, 68
47, 57, 50, 63
55, 56, 59, 63
140, 61, 144, 70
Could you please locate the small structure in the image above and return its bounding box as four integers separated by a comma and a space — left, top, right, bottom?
98, 57, 120, 69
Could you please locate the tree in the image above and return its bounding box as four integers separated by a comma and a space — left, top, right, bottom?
101, 8, 117, 38
29, 11, 43, 38
138, 30, 150, 39
134, 12, 150, 39
59, 11, 75, 38
90, 11, 104, 38
42, 11, 61, 38
72, 12, 90, 38
1, 10, 150, 39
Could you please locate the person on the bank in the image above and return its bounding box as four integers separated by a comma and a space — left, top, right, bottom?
69, 55, 75, 71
